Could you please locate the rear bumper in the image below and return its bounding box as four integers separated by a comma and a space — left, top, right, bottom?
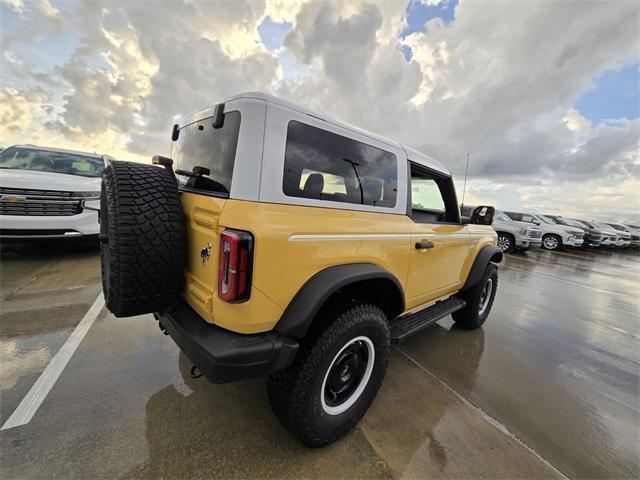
156, 301, 299, 384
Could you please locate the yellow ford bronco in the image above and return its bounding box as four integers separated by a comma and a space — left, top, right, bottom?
99, 92, 501, 447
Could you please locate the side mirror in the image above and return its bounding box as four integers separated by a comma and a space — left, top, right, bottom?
470, 205, 495, 225
533, 219, 540, 225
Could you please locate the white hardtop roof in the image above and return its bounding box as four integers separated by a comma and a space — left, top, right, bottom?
184, 91, 451, 176
8, 144, 103, 158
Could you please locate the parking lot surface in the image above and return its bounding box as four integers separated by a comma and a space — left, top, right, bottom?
1, 243, 638, 479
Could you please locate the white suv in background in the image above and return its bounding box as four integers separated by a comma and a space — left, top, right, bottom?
504, 212, 585, 251
492, 210, 542, 252
0, 145, 106, 239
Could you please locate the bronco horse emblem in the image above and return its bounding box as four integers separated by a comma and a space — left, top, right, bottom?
200, 243, 212, 265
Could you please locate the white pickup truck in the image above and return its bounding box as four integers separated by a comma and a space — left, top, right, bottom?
492, 210, 542, 252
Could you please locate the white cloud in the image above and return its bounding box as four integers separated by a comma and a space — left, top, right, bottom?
0, 0, 638, 220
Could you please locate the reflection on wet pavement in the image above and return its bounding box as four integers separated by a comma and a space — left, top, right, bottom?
0, 244, 638, 479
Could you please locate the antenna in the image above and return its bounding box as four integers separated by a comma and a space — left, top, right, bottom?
461, 152, 470, 206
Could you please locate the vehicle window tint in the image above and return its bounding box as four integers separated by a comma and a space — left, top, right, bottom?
172, 110, 241, 195
283, 121, 397, 207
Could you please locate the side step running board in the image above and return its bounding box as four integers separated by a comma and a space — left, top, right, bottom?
390, 297, 466, 343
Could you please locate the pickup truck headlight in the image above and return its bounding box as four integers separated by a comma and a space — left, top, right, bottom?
73, 191, 101, 199
518, 227, 527, 234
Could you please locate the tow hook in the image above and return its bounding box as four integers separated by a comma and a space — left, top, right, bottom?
190, 366, 203, 379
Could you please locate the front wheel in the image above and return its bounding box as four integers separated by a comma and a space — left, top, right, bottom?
267, 303, 390, 447
542, 234, 562, 251
496, 233, 514, 252
452, 264, 498, 329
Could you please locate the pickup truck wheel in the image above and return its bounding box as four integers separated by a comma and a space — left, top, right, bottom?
542, 234, 561, 251
452, 264, 498, 329
267, 303, 390, 447
496, 233, 514, 252
100, 160, 184, 317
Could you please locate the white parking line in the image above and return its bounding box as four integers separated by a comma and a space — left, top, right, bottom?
1, 293, 105, 431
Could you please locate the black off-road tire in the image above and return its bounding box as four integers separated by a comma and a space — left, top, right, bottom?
100, 160, 184, 317
267, 302, 390, 447
452, 263, 498, 329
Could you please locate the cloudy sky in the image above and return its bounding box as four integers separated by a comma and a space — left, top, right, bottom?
1, 0, 638, 223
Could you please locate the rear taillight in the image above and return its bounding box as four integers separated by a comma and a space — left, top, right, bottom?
218, 229, 253, 303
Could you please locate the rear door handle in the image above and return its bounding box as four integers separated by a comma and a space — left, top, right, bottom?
415, 240, 434, 250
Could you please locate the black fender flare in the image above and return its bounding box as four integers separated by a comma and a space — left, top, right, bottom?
275, 263, 405, 338
461, 245, 503, 291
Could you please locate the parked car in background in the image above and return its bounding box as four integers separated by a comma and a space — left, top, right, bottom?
490, 209, 542, 252
590, 222, 625, 248
505, 212, 584, 251
544, 215, 602, 248
604, 223, 634, 248
624, 225, 640, 249
0, 145, 106, 239
568, 219, 609, 247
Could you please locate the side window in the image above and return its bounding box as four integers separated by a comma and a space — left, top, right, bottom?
410, 164, 458, 223
282, 121, 397, 208
411, 178, 445, 212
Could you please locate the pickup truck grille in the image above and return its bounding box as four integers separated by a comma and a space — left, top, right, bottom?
527, 230, 542, 239
0, 187, 83, 217
574, 233, 585, 240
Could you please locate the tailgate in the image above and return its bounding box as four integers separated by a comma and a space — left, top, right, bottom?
180, 191, 226, 323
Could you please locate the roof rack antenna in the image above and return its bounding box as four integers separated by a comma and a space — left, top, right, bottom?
461, 152, 470, 206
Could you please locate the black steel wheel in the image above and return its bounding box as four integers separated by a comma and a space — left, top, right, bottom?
267, 301, 390, 447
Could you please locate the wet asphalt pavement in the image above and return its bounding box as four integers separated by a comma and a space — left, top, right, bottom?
0, 242, 638, 479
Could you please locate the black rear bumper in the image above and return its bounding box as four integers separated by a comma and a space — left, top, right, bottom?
155, 301, 299, 384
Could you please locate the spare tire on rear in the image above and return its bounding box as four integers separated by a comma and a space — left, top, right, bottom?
100, 160, 184, 317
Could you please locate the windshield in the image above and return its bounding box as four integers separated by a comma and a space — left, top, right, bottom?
536, 214, 555, 225
171, 110, 241, 196
494, 210, 512, 223
0, 147, 104, 177
553, 217, 575, 227
594, 222, 613, 231
572, 219, 592, 229
607, 224, 627, 232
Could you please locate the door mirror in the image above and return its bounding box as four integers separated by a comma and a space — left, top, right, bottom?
533, 219, 540, 225
470, 206, 495, 225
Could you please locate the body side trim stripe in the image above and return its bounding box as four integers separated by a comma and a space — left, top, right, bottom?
288, 232, 486, 242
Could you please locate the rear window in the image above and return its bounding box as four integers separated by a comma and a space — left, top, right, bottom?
282, 121, 397, 208
172, 110, 241, 195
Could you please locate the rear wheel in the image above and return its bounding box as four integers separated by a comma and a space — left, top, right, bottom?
267, 302, 390, 447
100, 160, 184, 317
452, 263, 498, 329
542, 234, 562, 251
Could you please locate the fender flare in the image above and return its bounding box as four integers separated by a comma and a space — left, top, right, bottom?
275, 263, 405, 338
461, 245, 503, 291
